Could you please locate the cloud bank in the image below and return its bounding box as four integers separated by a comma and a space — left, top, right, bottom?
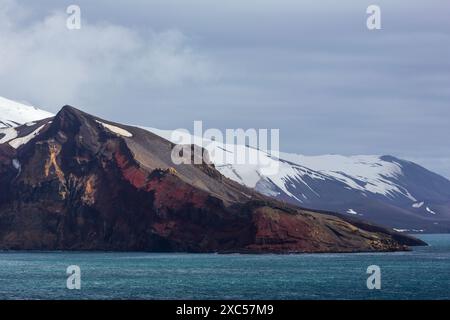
0, 0, 449, 178
0, 1, 216, 110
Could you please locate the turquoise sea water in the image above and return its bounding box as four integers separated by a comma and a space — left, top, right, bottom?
0, 234, 449, 300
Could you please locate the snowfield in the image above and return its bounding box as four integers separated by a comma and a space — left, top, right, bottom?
0, 96, 53, 128
278, 153, 417, 201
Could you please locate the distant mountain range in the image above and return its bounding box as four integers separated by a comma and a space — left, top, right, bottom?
1, 95, 449, 235
0, 100, 424, 252
146, 129, 450, 234
0, 96, 53, 128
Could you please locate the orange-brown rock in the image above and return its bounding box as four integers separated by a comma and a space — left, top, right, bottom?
0, 106, 426, 252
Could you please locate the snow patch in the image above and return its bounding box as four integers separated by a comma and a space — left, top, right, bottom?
425, 207, 436, 215
96, 120, 133, 138
393, 228, 425, 233
412, 201, 424, 208
0, 127, 18, 144
12, 159, 21, 171
346, 209, 358, 215
9, 125, 45, 149
280, 154, 417, 201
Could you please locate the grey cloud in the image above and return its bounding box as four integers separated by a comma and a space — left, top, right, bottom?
0, 5, 217, 110
1, 0, 450, 178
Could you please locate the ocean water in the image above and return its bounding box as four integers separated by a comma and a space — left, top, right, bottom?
0, 234, 449, 300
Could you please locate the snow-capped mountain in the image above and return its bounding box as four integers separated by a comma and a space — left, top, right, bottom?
143, 127, 450, 233
0, 104, 424, 252
0, 96, 53, 128
2, 96, 449, 233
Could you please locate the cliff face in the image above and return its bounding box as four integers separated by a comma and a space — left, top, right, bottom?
0, 106, 426, 252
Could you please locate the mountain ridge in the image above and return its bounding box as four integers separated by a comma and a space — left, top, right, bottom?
1, 96, 449, 233
0, 103, 425, 252
143, 127, 450, 233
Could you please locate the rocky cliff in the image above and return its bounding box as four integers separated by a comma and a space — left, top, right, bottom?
0, 106, 426, 252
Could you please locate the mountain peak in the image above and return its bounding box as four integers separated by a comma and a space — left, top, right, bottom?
50, 105, 88, 134
2, 96, 448, 235
0, 101, 425, 252
55, 105, 91, 120
59, 104, 80, 113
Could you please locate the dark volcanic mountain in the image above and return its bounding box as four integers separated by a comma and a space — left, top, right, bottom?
0, 106, 425, 252
145, 128, 450, 234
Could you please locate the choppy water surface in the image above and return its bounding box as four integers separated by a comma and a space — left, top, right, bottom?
0, 234, 448, 299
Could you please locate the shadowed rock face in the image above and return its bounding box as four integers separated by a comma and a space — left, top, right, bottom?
0, 106, 426, 252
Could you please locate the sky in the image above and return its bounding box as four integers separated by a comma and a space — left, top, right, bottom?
1, 0, 449, 178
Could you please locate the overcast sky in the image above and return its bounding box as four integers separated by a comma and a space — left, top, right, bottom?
1, 0, 449, 178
